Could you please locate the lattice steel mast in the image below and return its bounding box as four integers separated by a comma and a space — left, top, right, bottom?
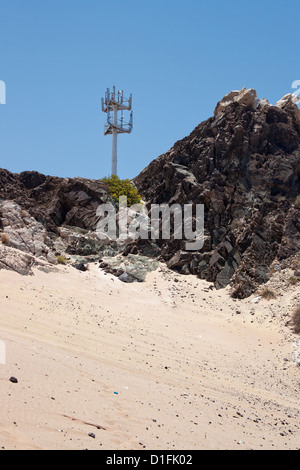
101, 86, 133, 176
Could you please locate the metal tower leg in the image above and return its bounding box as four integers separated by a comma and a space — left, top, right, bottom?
101, 87, 133, 178
112, 106, 118, 176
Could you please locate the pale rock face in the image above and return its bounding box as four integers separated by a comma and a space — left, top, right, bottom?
214, 87, 260, 118
276, 93, 300, 107
258, 98, 271, 110
0, 244, 34, 275
46, 251, 58, 265
275, 93, 300, 124
0, 200, 57, 264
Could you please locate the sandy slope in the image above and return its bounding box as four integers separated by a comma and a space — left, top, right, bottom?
0, 262, 299, 450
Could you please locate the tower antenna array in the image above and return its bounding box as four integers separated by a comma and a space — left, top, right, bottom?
101, 86, 133, 176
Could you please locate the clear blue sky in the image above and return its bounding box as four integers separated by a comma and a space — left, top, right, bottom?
0, 0, 299, 180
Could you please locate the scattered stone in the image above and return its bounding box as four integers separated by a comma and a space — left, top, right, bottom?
73, 262, 87, 272
292, 340, 300, 366
9, 377, 18, 384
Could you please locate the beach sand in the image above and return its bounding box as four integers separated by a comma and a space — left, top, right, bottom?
0, 262, 299, 450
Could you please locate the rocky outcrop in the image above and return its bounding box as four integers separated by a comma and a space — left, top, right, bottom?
0, 170, 160, 280
0, 170, 112, 233
0, 200, 57, 264
1, 87, 300, 296
99, 254, 159, 283
0, 171, 117, 273
214, 87, 260, 119
275, 94, 300, 125
0, 244, 34, 275
133, 88, 300, 298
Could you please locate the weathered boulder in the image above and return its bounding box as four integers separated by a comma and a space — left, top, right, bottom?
99, 254, 159, 282
275, 93, 300, 125
0, 244, 34, 275
214, 87, 260, 119
0, 200, 57, 263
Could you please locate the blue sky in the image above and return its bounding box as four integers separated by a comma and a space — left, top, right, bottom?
0, 0, 299, 180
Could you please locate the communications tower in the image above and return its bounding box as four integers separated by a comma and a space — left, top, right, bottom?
101, 86, 133, 176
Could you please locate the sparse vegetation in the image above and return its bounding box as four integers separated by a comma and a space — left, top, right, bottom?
1, 233, 9, 244
56, 255, 68, 265
292, 305, 300, 335
291, 257, 300, 272
101, 175, 141, 207
259, 287, 277, 300
289, 276, 299, 285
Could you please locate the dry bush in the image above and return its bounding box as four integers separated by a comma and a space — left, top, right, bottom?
259, 287, 277, 300
292, 305, 300, 335
291, 258, 300, 274
0, 233, 9, 244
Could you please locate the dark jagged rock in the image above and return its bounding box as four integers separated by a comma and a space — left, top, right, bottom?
0, 171, 115, 274
0, 171, 161, 280
73, 261, 88, 272
134, 88, 300, 298
0, 170, 111, 233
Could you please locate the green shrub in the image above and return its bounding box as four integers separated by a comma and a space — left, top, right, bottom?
289, 277, 299, 285
56, 255, 68, 265
101, 175, 141, 207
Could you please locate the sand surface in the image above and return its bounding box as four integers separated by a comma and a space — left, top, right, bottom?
0, 262, 299, 450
